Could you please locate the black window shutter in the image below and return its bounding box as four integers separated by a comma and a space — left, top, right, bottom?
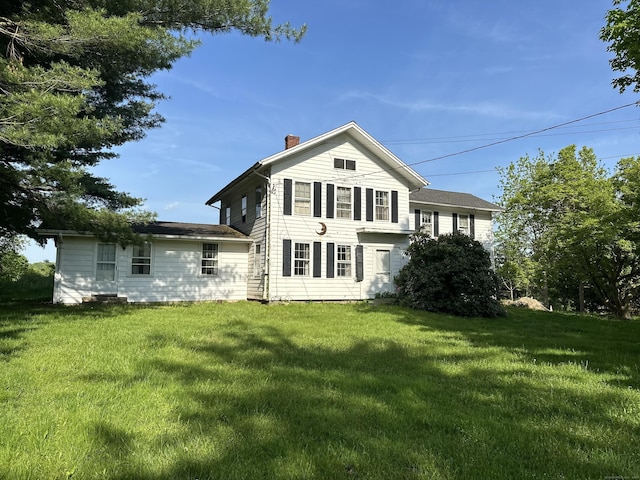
314, 182, 322, 217
391, 190, 398, 223
326, 243, 335, 278
354, 187, 362, 221
326, 184, 334, 219
414, 209, 421, 231
355, 245, 364, 282
470, 214, 475, 239
283, 239, 291, 277
365, 188, 374, 222
313, 242, 322, 277
283, 179, 292, 215
452, 213, 458, 233
433, 211, 439, 236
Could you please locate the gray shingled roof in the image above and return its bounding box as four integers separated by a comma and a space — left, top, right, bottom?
410, 188, 501, 211
132, 222, 250, 240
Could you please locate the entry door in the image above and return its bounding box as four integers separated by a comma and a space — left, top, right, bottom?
94, 243, 118, 295
375, 249, 392, 290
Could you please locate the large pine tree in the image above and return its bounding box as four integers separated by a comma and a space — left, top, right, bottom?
0, 1, 305, 243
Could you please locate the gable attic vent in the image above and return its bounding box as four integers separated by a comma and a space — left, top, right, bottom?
285, 134, 300, 149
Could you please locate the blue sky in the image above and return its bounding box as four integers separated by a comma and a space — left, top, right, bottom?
26, 0, 639, 261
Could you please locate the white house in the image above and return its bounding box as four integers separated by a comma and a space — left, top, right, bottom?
206, 121, 501, 302
41, 122, 501, 304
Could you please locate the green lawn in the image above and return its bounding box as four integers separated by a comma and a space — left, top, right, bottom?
1, 301, 639, 479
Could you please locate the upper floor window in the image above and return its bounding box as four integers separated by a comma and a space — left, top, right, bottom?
201, 243, 218, 275
294, 182, 311, 215
336, 187, 351, 219
131, 243, 151, 275
458, 214, 470, 235
255, 186, 262, 219
420, 211, 432, 236
294, 242, 310, 276
241, 195, 247, 223
375, 191, 389, 221
225, 206, 231, 225
334, 158, 356, 170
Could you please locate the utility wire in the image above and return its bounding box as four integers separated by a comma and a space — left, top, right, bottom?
340, 101, 640, 183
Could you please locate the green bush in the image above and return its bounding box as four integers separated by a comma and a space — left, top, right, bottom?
396, 232, 506, 318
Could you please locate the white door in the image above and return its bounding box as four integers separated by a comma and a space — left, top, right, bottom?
94, 243, 118, 295
375, 248, 392, 292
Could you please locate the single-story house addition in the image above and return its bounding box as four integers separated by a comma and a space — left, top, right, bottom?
39, 222, 252, 304
41, 122, 501, 304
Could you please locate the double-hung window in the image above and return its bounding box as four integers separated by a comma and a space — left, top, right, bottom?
458, 214, 470, 235
420, 211, 432, 236
294, 182, 311, 215
131, 243, 151, 275
375, 191, 389, 221
336, 187, 351, 219
255, 186, 262, 219
294, 242, 310, 276
241, 195, 247, 223
225, 207, 231, 225
337, 245, 352, 277
201, 243, 218, 275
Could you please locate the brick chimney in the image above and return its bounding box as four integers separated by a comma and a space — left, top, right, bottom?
284, 134, 300, 150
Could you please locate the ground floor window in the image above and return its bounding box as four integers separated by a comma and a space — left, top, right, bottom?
201, 243, 219, 275
131, 243, 151, 275
294, 242, 310, 276
337, 245, 351, 277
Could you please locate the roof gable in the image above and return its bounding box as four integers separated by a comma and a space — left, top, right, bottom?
207, 122, 428, 205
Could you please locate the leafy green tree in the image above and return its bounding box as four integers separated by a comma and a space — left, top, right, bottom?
601, 0, 640, 93
0, 1, 305, 243
497, 145, 640, 319
395, 232, 506, 318
0, 234, 28, 282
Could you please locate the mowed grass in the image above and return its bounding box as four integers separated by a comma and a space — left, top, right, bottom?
1, 301, 639, 479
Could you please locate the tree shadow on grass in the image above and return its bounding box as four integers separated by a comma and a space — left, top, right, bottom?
382, 303, 640, 390
0, 301, 164, 362
103, 313, 638, 480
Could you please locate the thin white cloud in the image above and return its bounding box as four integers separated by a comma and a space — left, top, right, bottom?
338, 90, 560, 121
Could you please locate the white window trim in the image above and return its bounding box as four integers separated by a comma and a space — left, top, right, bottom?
201, 243, 219, 276
375, 190, 390, 222
420, 210, 433, 236
294, 181, 312, 216
130, 242, 152, 276
458, 214, 470, 235
294, 242, 310, 276
337, 244, 352, 277
336, 186, 352, 220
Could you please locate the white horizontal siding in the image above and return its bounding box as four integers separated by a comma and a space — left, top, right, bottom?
53, 238, 249, 304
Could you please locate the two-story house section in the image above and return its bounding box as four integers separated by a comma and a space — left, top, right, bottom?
206, 121, 429, 302
410, 188, 501, 252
